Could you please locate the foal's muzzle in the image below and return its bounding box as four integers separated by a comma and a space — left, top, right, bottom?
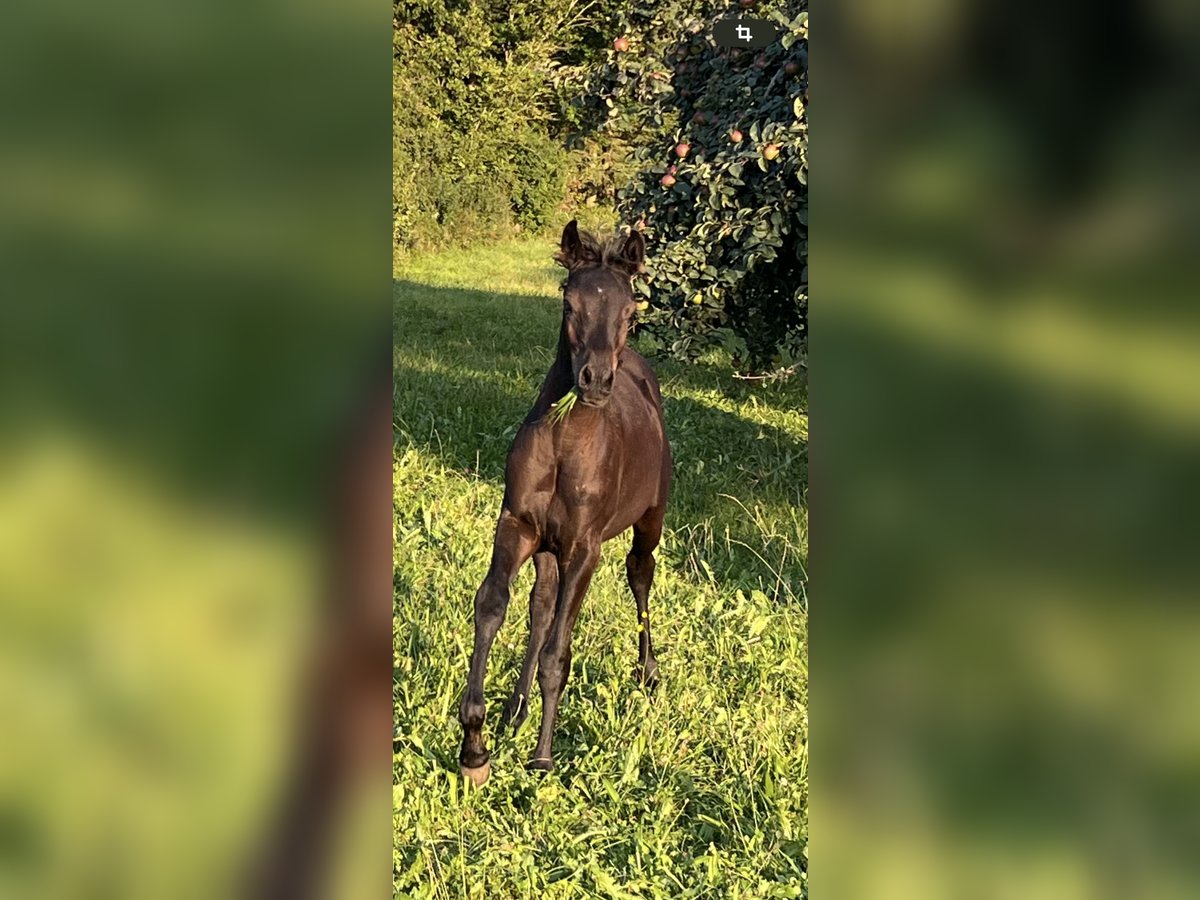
577, 361, 614, 405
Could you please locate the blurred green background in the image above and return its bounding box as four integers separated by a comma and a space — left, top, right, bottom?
817, 2, 1200, 898
0, 1, 389, 897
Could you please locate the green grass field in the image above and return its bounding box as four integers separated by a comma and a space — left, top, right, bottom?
393, 240, 808, 899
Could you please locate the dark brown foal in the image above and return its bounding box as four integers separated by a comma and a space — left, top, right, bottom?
458, 221, 672, 785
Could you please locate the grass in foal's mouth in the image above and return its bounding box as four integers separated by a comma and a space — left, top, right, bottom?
545, 387, 579, 424
394, 238, 808, 899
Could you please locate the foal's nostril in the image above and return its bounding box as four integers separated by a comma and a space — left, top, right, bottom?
578, 362, 614, 400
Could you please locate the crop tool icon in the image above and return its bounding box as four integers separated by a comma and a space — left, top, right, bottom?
736, 23, 753, 42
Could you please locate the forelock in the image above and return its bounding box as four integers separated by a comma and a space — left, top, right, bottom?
577, 230, 629, 267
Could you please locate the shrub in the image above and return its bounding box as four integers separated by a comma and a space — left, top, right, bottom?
393, 1, 556, 258
507, 132, 568, 232
392, 0, 627, 263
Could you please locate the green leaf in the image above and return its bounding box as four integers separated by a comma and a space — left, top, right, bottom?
622, 746, 640, 784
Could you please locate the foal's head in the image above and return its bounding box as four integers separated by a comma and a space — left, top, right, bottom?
554, 220, 646, 407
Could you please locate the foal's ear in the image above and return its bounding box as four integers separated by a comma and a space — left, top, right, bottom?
555, 220, 587, 270
616, 230, 646, 276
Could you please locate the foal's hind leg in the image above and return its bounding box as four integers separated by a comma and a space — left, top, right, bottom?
458, 511, 537, 786
627, 507, 664, 689
500, 551, 558, 734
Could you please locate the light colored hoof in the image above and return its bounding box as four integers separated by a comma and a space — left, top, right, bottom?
460, 761, 491, 787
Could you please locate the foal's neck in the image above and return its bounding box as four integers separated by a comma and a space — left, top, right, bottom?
547, 317, 575, 390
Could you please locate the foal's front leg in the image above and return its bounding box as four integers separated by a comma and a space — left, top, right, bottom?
529, 540, 600, 772
501, 551, 558, 734
458, 511, 536, 786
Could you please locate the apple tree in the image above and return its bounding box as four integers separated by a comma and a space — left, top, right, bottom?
573, 1, 807, 373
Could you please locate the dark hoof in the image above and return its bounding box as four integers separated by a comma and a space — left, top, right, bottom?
500, 693, 529, 733
635, 660, 660, 691
526, 756, 554, 774
460, 761, 491, 787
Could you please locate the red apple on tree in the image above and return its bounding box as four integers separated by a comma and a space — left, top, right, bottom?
675, 142, 690, 158
667, 164, 677, 175
613, 37, 630, 52
730, 129, 743, 143
739, 0, 756, 7
661, 174, 676, 187
763, 143, 780, 161
785, 60, 799, 76
754, 55, 768, 70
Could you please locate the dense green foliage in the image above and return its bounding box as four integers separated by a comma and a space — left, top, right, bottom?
394, 241, 808, 897
394, 1, 556, 257
392, 0, 626, 261
393, 0, 808, 368
582, 2, 808, 372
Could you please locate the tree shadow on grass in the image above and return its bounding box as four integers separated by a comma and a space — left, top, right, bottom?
394, 280, 807, 604
393, 276, 805, 431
